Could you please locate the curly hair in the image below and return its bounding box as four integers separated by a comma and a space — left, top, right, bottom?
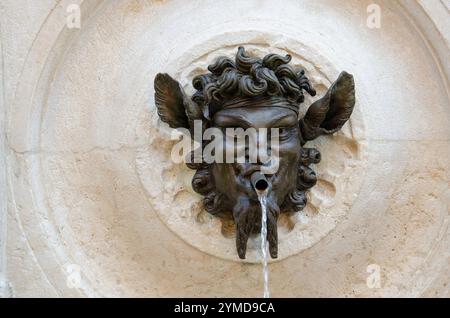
191, 47, 316, 119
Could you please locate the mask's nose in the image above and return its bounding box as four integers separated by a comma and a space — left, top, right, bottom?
234, 163, 261, 177
229, 130, 272, 164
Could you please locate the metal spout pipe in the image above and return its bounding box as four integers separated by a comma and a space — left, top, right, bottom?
251, 171, 269, 192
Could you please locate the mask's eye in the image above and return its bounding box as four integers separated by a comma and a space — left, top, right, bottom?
278, 127, 292, 140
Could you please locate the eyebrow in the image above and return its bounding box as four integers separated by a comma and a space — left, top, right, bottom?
270, 114, 298, 127
214, 112, 297, 128
214, 114, 252, 128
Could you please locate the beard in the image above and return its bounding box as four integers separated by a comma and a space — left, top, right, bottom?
232, 194, 280, 259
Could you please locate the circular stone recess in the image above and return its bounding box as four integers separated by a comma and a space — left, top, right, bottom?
136, 42, 367, 262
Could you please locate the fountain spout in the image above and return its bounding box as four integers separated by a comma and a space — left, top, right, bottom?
250, 171, 269, 193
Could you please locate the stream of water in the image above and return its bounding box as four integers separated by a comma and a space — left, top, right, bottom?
257, 191, 270, 298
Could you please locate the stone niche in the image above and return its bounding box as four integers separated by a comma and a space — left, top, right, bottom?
0, 0, 449, 297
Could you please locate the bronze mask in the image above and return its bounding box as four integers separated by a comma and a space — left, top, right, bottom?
154, 47, 355, 259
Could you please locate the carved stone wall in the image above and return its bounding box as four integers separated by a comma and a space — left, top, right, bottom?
0, 0, 449, 297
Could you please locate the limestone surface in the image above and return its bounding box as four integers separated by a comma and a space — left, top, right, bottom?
0, 0, 449, 297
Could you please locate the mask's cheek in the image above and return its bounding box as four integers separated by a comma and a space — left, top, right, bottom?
271, 145, 301, 203
211, 164, 240, 200
278, 137, 302, 170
